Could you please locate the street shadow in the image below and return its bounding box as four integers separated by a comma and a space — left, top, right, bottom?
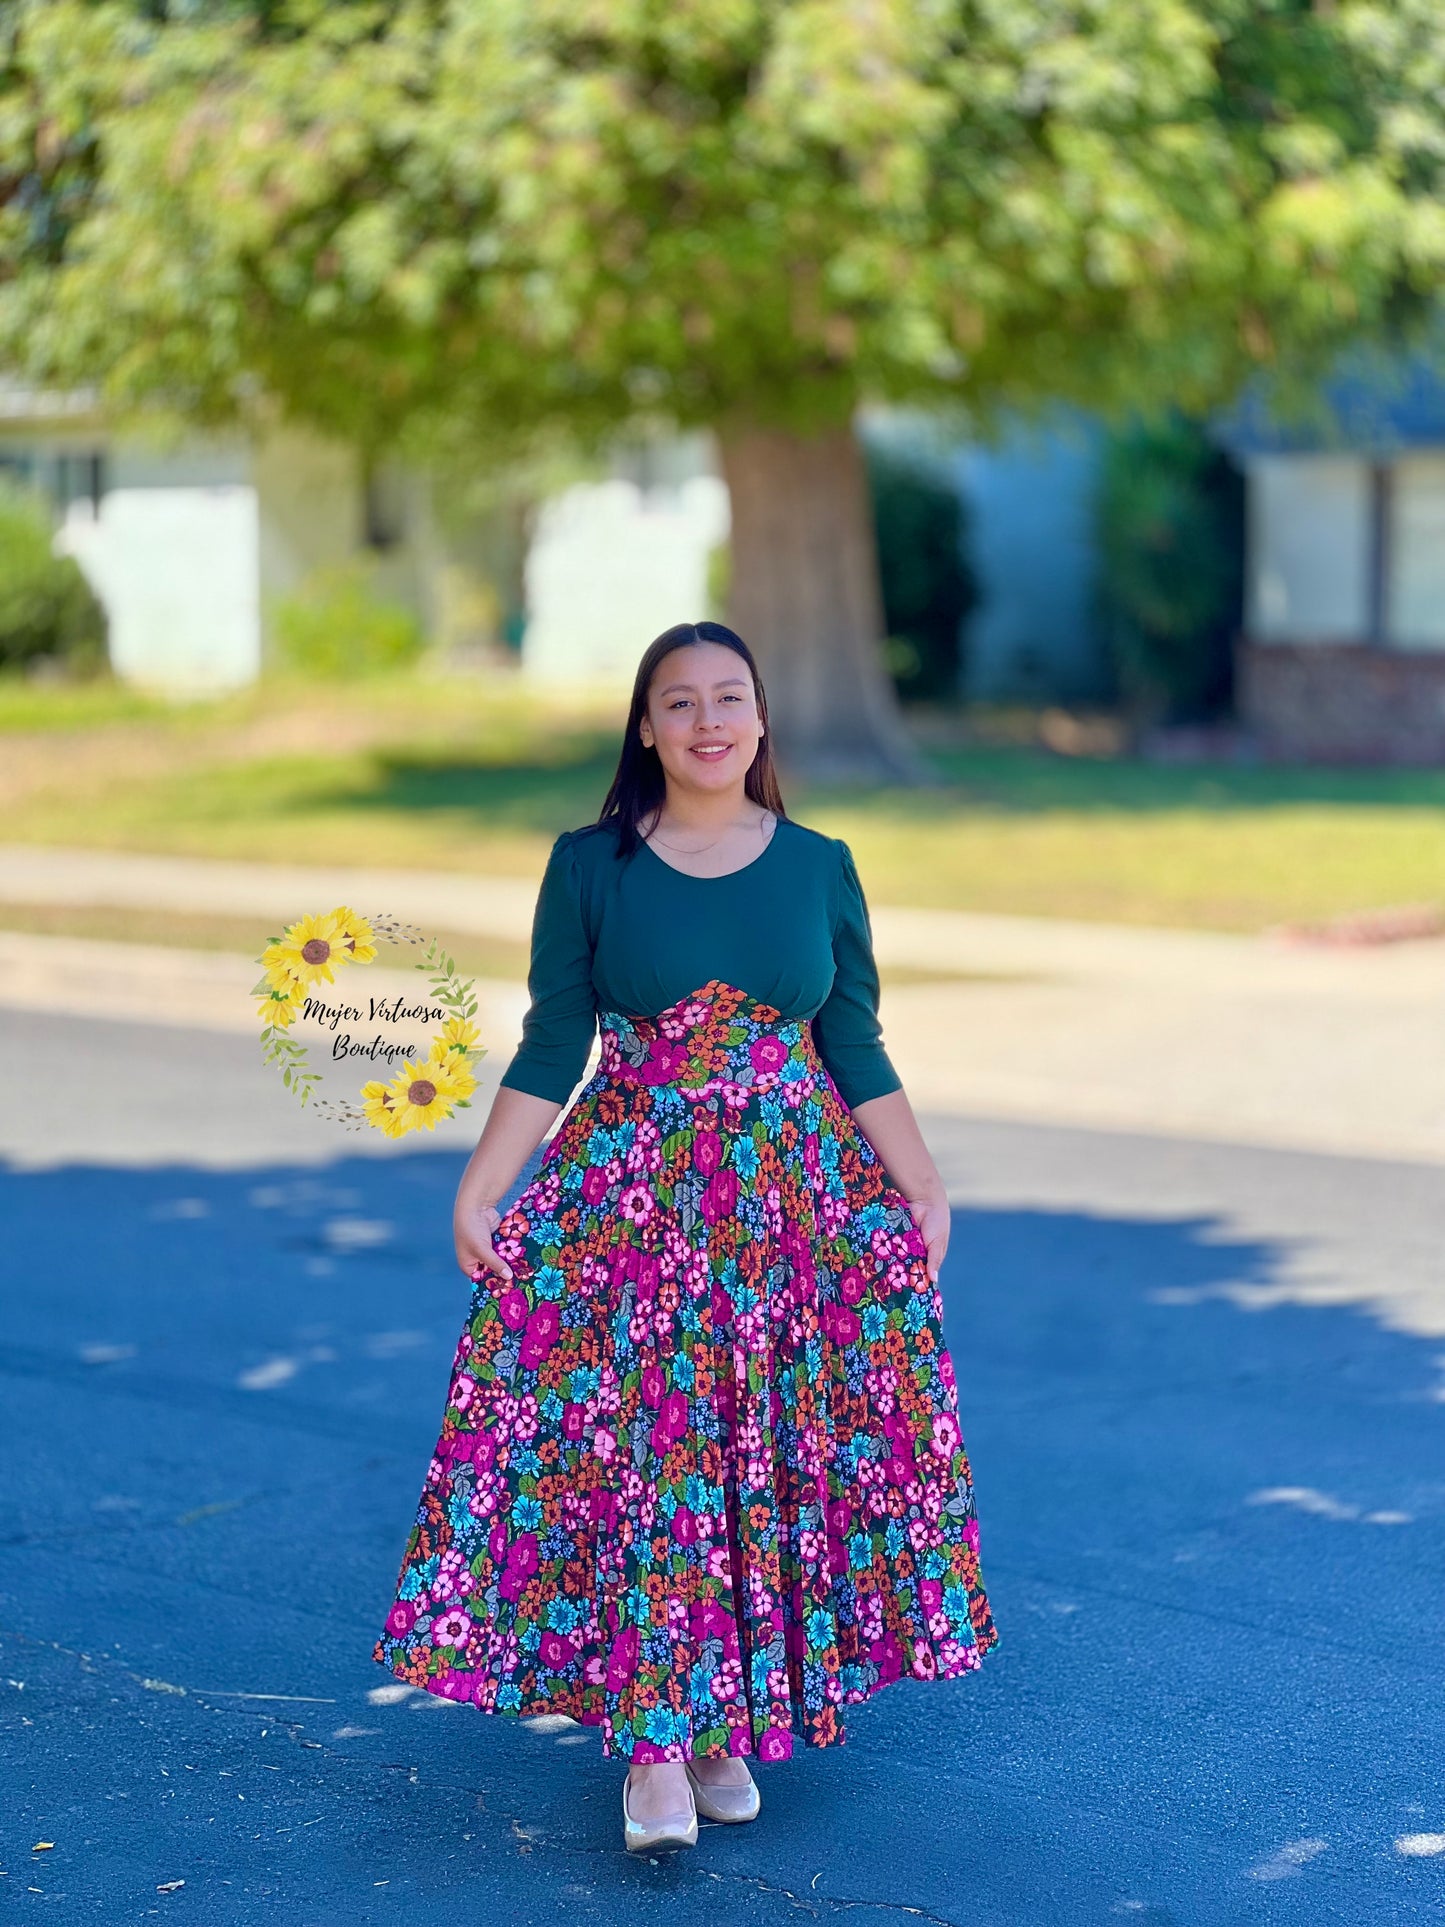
2, 1148, 1442, 1925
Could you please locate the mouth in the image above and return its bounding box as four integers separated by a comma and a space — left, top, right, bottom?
689, 743, 734, 761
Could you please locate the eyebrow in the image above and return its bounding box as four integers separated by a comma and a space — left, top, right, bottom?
657, 677, 749, 697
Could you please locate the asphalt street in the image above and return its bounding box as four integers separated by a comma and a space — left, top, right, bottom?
4, 1004, 1444, 1925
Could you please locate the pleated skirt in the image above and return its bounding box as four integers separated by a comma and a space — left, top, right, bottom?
373, 979, 998, 1761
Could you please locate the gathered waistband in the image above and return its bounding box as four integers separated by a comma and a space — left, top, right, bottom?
596, 980, 826, 1102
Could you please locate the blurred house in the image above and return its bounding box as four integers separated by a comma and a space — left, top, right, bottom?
517, 411, 1114, 704
521, 405, 1157, 709
909, 368, 1445, 760
1217, 356, 1445, 765
0, 384, 520, 693
0, 384, 732, 694
519, 432, 730, 683
522, 377, 1445, 754
857, 404, 1112, 706
6, 381, 1095, 704
944, 410, 1112, 705
27, 361, 1444, 773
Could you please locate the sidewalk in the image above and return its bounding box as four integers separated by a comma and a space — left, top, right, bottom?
4, 842, 1442, 1167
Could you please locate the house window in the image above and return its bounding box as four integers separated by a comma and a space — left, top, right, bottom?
0, 448, 105, 516
56, 451, 106, 516
1386, 455, 1445, 651
1247, 455, 1371, 643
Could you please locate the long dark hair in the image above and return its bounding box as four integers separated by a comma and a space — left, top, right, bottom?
588, 620, 789, 861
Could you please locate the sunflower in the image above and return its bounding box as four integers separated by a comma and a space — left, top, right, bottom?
384, 1050, 475, 1135
256, 976, 307, 1029
360, 1079, 406, 1137
328, 906, 378, 966
256, 944, 303, 998
263, 909, 350, 991
430, 1015, 482, 1061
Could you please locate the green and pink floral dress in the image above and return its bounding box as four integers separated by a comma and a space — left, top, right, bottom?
374, 815, 998, 1761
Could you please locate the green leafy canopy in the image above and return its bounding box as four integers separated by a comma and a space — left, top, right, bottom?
3, 0, 1444, 459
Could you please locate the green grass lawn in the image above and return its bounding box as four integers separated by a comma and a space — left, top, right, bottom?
3, 669, 1443, 932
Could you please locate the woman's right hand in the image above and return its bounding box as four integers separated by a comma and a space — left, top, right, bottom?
451, 1087, 561, 1285
456, 1199, 513, 1285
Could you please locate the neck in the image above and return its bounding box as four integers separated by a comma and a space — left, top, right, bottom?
650, 784, 760, 833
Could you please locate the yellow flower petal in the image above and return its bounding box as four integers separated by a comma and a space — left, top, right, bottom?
269, 909, 348, 988
329, 906, 378, 965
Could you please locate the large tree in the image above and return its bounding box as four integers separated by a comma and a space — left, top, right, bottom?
4, 1, 1443, 779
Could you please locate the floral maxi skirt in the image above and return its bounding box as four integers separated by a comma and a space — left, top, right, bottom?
373, 980, 999, 1762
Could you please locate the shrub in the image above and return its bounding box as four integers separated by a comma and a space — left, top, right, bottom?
0, 482, 108, 674
269, 560, 425, 679
1094, 413, 1245, 725
864, 442, 977, 704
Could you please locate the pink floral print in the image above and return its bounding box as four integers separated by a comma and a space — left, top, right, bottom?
374, 980, 998, 1760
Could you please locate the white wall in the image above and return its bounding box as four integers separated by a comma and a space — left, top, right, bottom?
52, 426, 439, 691
59, 481, 262, 694
522, 472, 730, 685
1247, 454, 1371, 643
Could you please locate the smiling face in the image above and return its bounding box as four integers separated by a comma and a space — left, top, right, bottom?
638, 640, 764, 793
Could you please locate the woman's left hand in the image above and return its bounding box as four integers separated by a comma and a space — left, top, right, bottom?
847, 1089, 952, 1285
904, 1190, 951, 1285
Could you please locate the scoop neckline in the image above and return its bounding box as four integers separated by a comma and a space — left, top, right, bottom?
636, 812, 782, 881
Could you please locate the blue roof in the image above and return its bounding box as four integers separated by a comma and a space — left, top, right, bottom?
1213, 345, 1445, 458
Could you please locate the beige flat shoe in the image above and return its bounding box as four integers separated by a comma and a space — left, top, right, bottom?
685, 1759, 762, 1824
622, 1770, 698, 1854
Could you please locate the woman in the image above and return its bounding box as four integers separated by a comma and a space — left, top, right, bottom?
374, 620, 998, 1853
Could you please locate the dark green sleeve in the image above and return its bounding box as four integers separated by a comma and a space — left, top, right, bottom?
811, 839, 903, 1109
497, 831, 598, 1104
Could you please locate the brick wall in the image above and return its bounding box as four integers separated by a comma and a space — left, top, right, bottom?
1237, 640, 1445, 765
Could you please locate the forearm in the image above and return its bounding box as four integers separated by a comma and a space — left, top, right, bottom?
458, 1085, 564, 1208
847, 1086, 946, 1203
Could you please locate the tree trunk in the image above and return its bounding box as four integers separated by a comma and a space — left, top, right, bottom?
717, 418, 939, 788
